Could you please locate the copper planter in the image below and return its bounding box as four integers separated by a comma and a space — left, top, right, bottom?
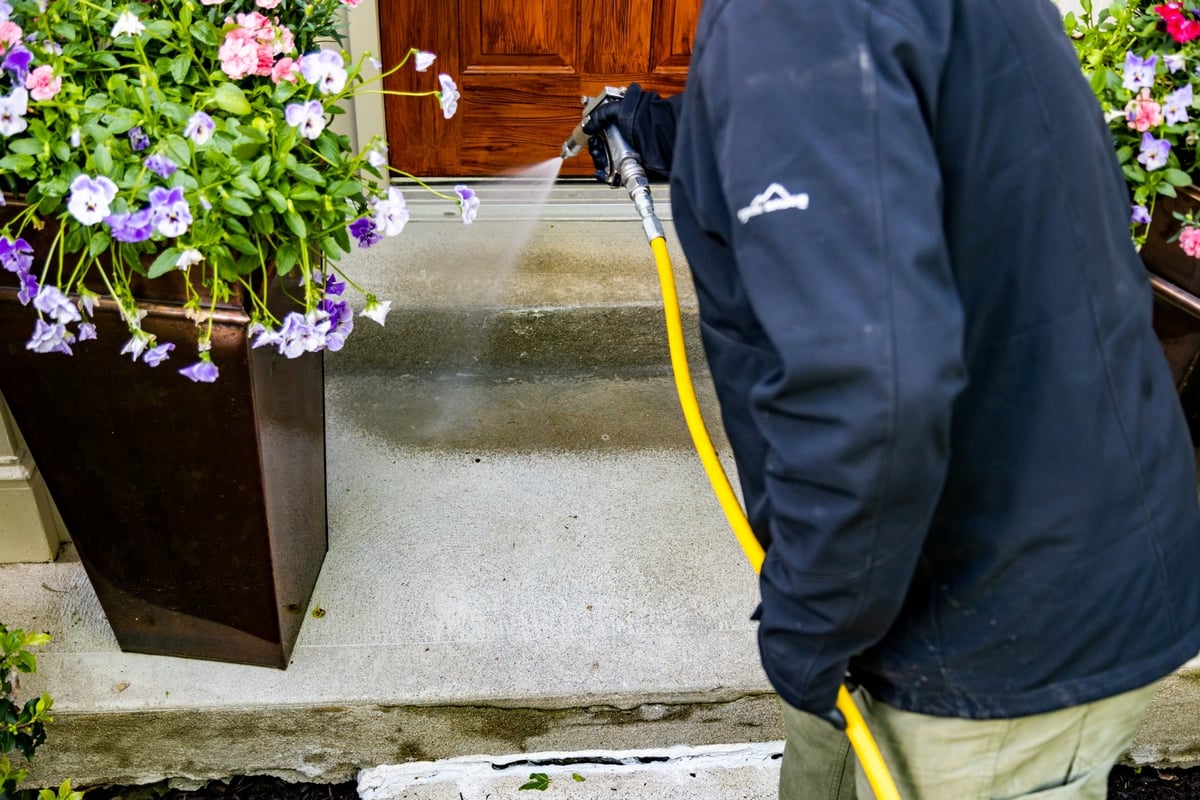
0, 255, 326, 669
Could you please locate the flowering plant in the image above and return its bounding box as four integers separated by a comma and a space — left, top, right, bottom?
0, 0, 474, 382
1065, 0, 1200, 249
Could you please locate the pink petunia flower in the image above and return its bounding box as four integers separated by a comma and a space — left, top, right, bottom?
1125, 89, 1163, 132
1180, 226, 1200, 257
0, 21, 23, 51
218, 28, 259, 79
256, 0, 282, 7
271, 56, 299, 84
25, 65, 60, 101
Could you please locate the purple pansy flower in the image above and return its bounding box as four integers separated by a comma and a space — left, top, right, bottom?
454, 184, 479, 224
319, 297, 353, 351
145, 153, 178, 178
67, 174, 118, 225
1123, 52, 1158, 92
26, 319, 73, 355
1132, 204, 1152, 225
325, 273, 346, 296
16, 272, 37, 305
128, 126, 150, 151
298, 50, 347, 94
105, 208, 155, 243
142, 342, 174, 367
1, 45, 31, 81
148, 186, 192, 237
179, 358, 219, 383
348, 217, 381, 248
0, 235, 32, 274
284, 100, 325, 139
1138, 131, 1172, 171
1165, 84, 1193, 125
0, 87, 28, 136
33, 285, 81, 324
77, 322, 97, 342
183, 111, 215, 145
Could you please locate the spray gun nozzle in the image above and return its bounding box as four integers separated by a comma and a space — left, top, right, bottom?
559, 86, 665, 242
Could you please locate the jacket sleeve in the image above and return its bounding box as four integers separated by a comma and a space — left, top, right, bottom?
618, 83, 685, 178
672, 2, 965, 717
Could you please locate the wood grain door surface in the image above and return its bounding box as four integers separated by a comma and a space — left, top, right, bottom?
379, 0, 699, 177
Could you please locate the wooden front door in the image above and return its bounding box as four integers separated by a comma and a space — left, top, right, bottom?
379, 0, 700, 177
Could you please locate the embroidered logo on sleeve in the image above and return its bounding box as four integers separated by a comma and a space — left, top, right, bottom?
736, 183, 810, 224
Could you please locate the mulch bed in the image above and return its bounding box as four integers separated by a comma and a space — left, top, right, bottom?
77, 777, 359, 800
60, 764, 1200, 799
1110, 765, 1200, 799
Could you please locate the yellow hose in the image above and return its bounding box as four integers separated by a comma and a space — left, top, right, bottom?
649, 235, 901, 800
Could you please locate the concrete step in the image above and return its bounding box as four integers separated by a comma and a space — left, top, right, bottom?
6, 370, 773, 788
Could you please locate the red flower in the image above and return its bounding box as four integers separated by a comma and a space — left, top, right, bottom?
1156, 3, 1200, 41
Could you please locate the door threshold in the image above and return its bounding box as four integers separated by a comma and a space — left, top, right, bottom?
398, 179, 673, 223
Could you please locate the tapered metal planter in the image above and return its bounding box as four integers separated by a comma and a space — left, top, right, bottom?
0, 258, 327, 669
1140, 185, 1200, 443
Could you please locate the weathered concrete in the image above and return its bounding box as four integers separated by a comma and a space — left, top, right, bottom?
357, 742, 785, 800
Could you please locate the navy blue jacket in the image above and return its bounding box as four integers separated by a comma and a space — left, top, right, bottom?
670, 0, 1200, 719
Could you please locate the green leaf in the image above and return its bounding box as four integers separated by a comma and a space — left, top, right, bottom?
264, 188, 288, 213
232, 173, 263, 198
105, 113, 139, 135
572, 773, 586, 782
275, 240, 300, 275
250, 212, 275, 235
227, 234, 258, 256
253, 155, 272, 180
165, 135, 192, 168
329, 181, 362, 199
170, 55, 191, 84
87, 230, 110, 257
318, 235, 345, 261
8, 138, 41, 155
144, 20, 174, 38
222, 195, 255, 216
22, 632, 50, 649
283, 211, 307, 239
93, 142, 113, 174
232, 141, 265, 161
190, 20, 219, 47
1165, 168, 1192, 187
287, 162, 325, 186
1157, 182, 1179, 198
519, 773, 550, 791
0, 153, 35, 172
148, 248, 183, 278
213, 83, 252, 116
92, 52, 120, 69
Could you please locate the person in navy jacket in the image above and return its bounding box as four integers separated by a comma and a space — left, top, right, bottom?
585, 0, 1200, 797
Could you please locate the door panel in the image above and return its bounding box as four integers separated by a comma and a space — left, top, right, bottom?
379, 0, 698, 176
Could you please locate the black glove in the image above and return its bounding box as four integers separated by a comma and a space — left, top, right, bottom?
581, 83, 683, 182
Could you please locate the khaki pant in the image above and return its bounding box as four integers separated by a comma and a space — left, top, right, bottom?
779, 682, 1158, 800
